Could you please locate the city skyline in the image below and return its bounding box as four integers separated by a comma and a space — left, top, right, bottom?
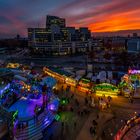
0, 0, 140, 38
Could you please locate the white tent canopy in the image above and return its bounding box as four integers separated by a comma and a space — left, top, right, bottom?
14, 75, 27, 82
75, 75, 82, 81
40, 76, 56, 88
86, 72, 93, 79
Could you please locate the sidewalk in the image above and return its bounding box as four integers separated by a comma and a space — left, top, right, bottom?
76, 112, 114, 140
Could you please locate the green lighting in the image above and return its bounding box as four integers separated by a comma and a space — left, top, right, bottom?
13, 110, 18, 118
81, 78, 90, 82
55, 114, 61, 121
12, 110, 18, 125
60, 98, 69, 105
95, 83, 118, 92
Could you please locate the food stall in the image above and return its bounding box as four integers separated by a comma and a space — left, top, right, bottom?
43, 67, 65, 83
65, 77, 77, 87
94, 83, 119, 97
128, 69, 140, 87
77, 78, 93, 93
119, 71, 136, 97
6, 63, 20, 69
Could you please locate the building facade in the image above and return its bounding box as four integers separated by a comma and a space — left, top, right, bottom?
28, 15, 92, 55
127, 38, 140, 53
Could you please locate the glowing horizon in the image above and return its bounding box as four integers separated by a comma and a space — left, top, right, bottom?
0, 0, 140, 37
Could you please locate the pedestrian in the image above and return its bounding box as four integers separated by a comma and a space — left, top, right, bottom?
89, 96, 92, 103
70, 107, 73, 112
18, 123, 21, 129
77, 100, 79, 107
96, 114, 99, 119
90, 126, 93, 134
74, 121, 77, 128
106, 102, 109, 108
61, 122, 64, 137
130, 98, 134, 104
49, 134, 53, 140
102, 130, 105, 137
26, 121, 28, 127
61, 86, 64, 94
93, 128, 96, 136
85, 97, 88, 105
92, 120, 97, 126
80, 111, 83, 116
75, 98, 79, 107
21, 123, 24, 129
71, 93, 74, 99
86, 91, 89, 97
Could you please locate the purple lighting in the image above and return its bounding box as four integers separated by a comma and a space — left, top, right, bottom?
8, 96, 43, 118
48, 99, 59, 111
128, 69, 140, 74
48, 104, 56, 111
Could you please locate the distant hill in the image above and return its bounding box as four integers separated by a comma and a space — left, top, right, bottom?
92, 29, 140, 37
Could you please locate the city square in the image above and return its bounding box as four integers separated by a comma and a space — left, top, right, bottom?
1, 0, 140, 140
1, 60, 140, 140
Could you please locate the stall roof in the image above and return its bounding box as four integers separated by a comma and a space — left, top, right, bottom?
40, 76, 56, 87
0, 68, 13, 77
14, 75, 27, 82
0, 68, 11, 73
80, 78, 91, 83
75, 75, 82, 81
95, 83, 118, 90
86, 73, 93, 79
48, 67, 72, 77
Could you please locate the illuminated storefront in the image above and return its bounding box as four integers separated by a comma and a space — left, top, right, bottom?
119, 69, 140, 97
77, 78, 92, 93
128, 69, 140, 87
7, 63, 20, 69
43, 67, 66, 83
65, 77, 77, 86
94, 83, 119, 97
77, 85, 91, 93
78, 78, 91, 88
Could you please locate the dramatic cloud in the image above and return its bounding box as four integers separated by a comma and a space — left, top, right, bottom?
0, 0, 140, 37
52, 0, 140, 32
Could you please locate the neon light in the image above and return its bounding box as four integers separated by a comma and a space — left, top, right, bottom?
128, 70, 140, 74
95, 83, 118, 92
81, 78, 90, 83
96, 91, 118, 98
13, 110, 18, 118
0, 83, 10, 96
55, 114, 60, 121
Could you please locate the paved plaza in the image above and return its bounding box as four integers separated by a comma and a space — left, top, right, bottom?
48, 82, 140, 140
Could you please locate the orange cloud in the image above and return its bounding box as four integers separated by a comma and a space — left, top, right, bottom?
53, 0, 140, 32
89, 10, 140, 32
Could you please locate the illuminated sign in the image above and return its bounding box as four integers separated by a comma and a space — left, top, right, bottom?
0, 83, 10, 96
128, 69, 140, 74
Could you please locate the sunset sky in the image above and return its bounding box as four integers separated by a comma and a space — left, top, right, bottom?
0, 0, 140, 37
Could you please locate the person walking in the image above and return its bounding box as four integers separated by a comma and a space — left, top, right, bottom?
74, 121, 77, 128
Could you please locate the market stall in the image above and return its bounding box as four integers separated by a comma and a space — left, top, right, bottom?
6, 63, 20, 69
94, 83, 119, 97
77, 78, 93, 94
65, 77, 77, 87
43, 67, 65, 83
119, 70, 137, 97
